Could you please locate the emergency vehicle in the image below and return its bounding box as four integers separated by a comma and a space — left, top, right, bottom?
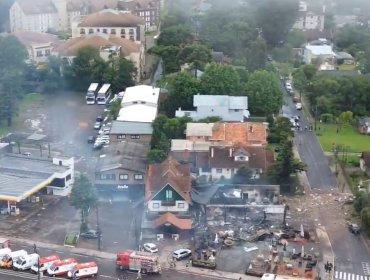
30, 255, 60, 273
116, 250, 161, 274
67, 262, 98, 279
47, 258, 77, 277
0, 250, 27, 268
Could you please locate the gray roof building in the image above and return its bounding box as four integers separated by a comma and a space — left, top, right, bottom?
110, 121, 153, 135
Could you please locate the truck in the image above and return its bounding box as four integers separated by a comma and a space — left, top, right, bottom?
86, 83, 100, 105
30, 255, 60, 273
13, 253, 39, 270
0, 250, 27, 268
0, 248, 11, 259
67, 262, 98, 279
116, 250, 161, 274
47, 258, 78, 277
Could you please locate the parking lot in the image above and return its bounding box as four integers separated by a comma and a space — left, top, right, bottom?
0, 90, 139, 253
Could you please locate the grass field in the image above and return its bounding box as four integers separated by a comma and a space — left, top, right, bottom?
317, 123, 370, 152
0, 93, 44, 137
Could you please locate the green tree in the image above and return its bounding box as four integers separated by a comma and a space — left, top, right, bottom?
354, 191, 369, 213
287, 29, 307, 48
268, 117, 294, 144
245, 37, 267, 72
147, 149, 168, 164
70, 175, 98, 232
163, 72, 201, 116
177, 43, 213, 71
40, 56, 64, 92
200, 63, 242, 95
104, 58, 137, 93
157, 25, 192, 46
245, 70, 282, 115
108, 99, 121, 120
337, 111, 353, 128
69, 46, 108, 91
255, 0, 299, 46
149, 45, 181, 74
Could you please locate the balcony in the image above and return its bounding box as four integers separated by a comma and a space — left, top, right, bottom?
161, 200, 176, 206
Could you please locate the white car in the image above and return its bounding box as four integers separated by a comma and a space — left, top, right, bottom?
296, 103, 302, 110
94, 122, 102, 130
143, 243, 158, 253
172, 249, 191, 260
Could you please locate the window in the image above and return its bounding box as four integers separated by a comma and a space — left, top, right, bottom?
129, 28, 134, 34
36, 50, 43, 57
120, 29, 125, 34
97, 28, 100, 32
166, 189, 173, 200
234, 109, 240, 112
178, 202, 185, 208
134, 174, 143, 180
131, 135, 140, 139
66, 174, 71, 181
117, 134, 126, 139
45, 49, 50, 56
80, 28, 85, 34
88, 28, 93, 34
153, 202, 159, 208
130, 35, 135, 41
100, 174, 116, 180
216, 168, 222, 174
111, 29, 116, 34
119, 174, 128, 180
103, 28, 107, 34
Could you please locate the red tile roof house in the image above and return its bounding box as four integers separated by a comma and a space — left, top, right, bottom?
143, 157, 193, 237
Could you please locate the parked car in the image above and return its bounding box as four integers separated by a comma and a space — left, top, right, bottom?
96, 115, 104, 122
296, 103, 302, 110
349, 224, 360, 235
23, 152, 31, 156
99, 127, 111, 135
172, 249, 191, 260
87, 136, 95, 144
80, 230, 99, 239
94, 122, 102, 130
143, 243, 158, 253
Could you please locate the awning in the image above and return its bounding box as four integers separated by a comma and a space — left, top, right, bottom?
153, 212, 192, 230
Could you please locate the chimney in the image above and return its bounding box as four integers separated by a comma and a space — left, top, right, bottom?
211, 147, 214, 158
229, 147, 233, 158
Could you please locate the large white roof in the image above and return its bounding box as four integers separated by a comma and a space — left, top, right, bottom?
117, 105, 157, 123
194, 95, 248, 109
306, 45, 335, 56
121, 85, 160, 105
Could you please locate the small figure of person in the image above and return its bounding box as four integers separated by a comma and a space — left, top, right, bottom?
136, 270, 142, 279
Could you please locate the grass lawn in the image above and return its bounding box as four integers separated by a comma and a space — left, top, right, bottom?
0, 93, 44, 137
317, 123, 370, 152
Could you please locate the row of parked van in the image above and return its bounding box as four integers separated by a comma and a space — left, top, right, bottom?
0, 247, 98, 279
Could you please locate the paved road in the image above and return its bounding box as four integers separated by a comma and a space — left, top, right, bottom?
282, 90, 337, 190
282, 86, 370, 276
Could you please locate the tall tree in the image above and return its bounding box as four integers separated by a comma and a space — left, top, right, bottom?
104, 57, 137, 93
200, 63, 242, 95
149, 45, 181, 75
255, 0, 299, 46
245, 70, 283, 115
157, 25, 192, 46
70, 175, 98, 232
245, 37, 267, 72
163, 72, 201, 117
177, 43, 213, 71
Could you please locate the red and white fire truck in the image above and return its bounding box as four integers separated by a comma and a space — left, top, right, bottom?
116, 250, 161, 274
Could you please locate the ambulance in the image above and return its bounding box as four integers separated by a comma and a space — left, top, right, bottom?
30, 255, 60, 273
67, 262, 98, 279
0, 250, 27, 268
46, 258, 77, 277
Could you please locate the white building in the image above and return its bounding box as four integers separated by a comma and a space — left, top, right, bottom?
175, 95, 249, 122
117, 85, 160, 123
9, 0, 81, 33
293, 1, 325, 31
303, 39, 335, 64
14, 31, 59, 63
71, 9, 145, 43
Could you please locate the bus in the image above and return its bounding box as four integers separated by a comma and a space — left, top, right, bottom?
96, 84, 112, 105
86, 83, 100, 105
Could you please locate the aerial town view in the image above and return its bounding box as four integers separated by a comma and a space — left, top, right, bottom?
1, 0, 370, 279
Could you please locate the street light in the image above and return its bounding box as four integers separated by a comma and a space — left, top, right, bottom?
96, 204, 101, 251
33, 243, 40, 280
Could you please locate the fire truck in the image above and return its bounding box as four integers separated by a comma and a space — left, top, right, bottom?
116, 250, 161, 274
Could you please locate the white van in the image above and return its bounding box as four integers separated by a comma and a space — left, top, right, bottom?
0, 250, 27, 268
31, 255, 60, 273
0, 248, 11, 259
67, 262, 98, 279
13, 253, 39, 270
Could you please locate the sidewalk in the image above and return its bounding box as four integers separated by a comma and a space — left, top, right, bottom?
9, 236, 116, 260
316, 226, 335, 280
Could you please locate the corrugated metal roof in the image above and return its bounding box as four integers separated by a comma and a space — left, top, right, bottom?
110, 121, 153, 135
186, 123, 214, 137
193, 95, 248, 109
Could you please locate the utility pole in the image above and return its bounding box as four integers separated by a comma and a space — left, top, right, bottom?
33, 244, 40, 280
96, 205, 101, 251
